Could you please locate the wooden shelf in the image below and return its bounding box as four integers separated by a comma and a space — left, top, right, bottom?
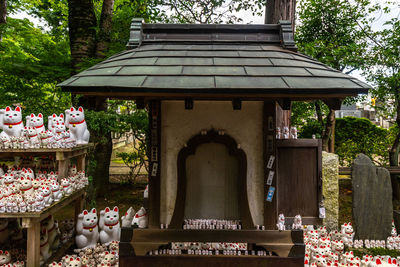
0, 188, 85, 220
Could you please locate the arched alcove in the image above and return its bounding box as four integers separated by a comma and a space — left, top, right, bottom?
170, 130, 253, 229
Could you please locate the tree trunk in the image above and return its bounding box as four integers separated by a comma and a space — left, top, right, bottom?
79, 96, 112, 197
0, 0, 6, 24
67, 0, 97, 73
314, 100, 324, 129
0, 0, 6, 42
265, 0, 296, 30
322, 107, 335, 153
96, 0, 115, 58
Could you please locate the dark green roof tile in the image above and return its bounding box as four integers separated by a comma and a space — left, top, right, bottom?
143, 76, 214, 88
216, 76, 287, 88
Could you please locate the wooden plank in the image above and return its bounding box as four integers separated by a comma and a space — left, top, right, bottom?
26, 219, 41, 267
119, 255, 304, 267
0, 144, 93, 155
148, 101, 161, 228
130, 229, 303, 244
276, 139, 319, 148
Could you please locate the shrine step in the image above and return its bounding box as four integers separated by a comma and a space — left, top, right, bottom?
119, 255, 303, 267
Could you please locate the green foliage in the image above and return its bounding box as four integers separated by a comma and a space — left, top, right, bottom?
0, 17, 71, 119
116, 150, 147, 184
296, 0, 373, 72
300, 116, 396, 166
159, 0, 264, 24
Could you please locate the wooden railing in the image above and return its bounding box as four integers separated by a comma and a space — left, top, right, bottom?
339, 167, 400, 175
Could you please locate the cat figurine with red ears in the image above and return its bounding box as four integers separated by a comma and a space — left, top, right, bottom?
48, 113, 64, 134
0, 250, 11, 265
76, 208, 99, 249
99, 206, 121, 245
26, 113, 46, 134
0, 106, 24, 140
65, 107, 90, 145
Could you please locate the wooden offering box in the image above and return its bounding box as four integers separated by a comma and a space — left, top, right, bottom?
60, 20, 369, 266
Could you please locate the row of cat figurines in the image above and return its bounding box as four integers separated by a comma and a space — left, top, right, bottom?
0, 106, 90, 145
76, 206, 148, 250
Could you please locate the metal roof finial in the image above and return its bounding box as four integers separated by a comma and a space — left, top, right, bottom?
126, 18, 144, 50
279, 20, 297, 52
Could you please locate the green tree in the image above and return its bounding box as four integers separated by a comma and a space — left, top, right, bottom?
295, 0, 375, 152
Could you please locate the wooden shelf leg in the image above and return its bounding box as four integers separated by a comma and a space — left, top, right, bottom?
74, 195, 84, 230
26, 219, 41, 267
58, 159, 69, 181
76, 155, 86, 172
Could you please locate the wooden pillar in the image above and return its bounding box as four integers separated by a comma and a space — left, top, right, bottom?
148, 100, 161, 228
25, 219, 41, 267
76, 153, 86, 172
263, 101, 278, 229
57, 158, 69, 181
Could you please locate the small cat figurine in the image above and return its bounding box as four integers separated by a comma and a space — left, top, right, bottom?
99, 206, 121, 245
61, 178, 73, 196
40, 186, 53, 207
50, 182, 63, 202
121, 207, 135, 228
276, 213, 285, 231
48, 113, 64, 134
66, 257, 82, 267
75, 208, 99, 249
26, 113, 46, 134
101, 251, 117, 266
20, 176, 34, 196
0, 250, 11, 265
27, 127, 40, 148
65, 107, 90, 145
0, 106, 24, 140
132, 207, 148, 229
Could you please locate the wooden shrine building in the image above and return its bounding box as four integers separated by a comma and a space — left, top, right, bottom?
60, 19, 369, 266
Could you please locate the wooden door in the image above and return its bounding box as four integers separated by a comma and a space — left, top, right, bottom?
276, 139, 322, 225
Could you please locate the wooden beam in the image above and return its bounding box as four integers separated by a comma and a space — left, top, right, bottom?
277, 99, 291, 110
136, 97, 145, 109
323, 98, 342, 110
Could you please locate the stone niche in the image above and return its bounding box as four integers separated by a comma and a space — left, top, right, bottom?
160, 101, 264, 226
352, 154, 393, 240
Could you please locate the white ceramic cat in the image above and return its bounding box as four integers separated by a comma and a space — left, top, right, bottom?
41, 186, 53, 207
48, 113, 64, 133
0, 250, 11, 265
40, 228, 52, 263
292, 214, 302, 230
35, 193, 45, 212
0, 136, 10, 149
65, 107, 90, 145
0, 219, 8, 243
121, 207, 135, 228
75, 208, 99, 249
27, 127, 40, 148
65, 257, 82, 267
26, 113, 46, 133
51, 181, 63, 202
40, 130, 52, 148
42, 215, 58, 250
0, 106, 24, 140
132, 207, 148, 228
61, 178, 73, 196
101, 251, 117, 266
19, 176, 34, 196
276, 213, 285, 231
340, 222, 354, 246
99, 206, 121, 245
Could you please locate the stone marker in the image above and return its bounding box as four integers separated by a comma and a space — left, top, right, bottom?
322, 152, 339, 230
352, 153, 392, 240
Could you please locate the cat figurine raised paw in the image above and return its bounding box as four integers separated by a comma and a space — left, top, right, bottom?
99, 206, 121, 245
0, 106, 24, 140
132, 207, 148, 229
121, 207, 135, 228
65, 107, 90, 145
75, 208, 99, 249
